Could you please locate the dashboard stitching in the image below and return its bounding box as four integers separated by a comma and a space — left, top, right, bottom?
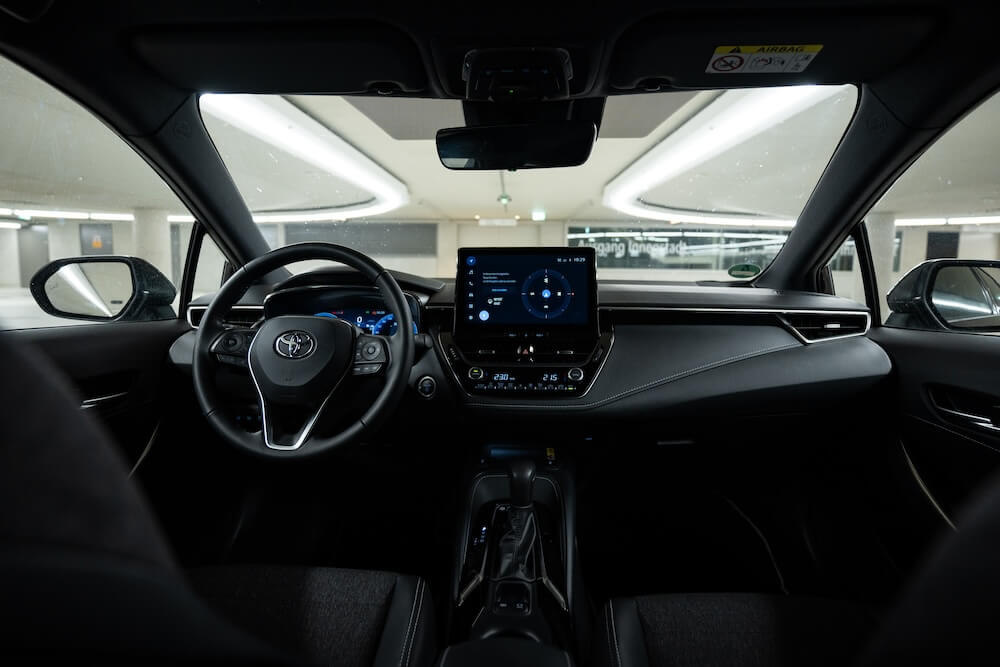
466, 341, 802, 410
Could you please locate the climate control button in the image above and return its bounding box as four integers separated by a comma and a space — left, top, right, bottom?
469, 367, 485, 380
567, 367, 584, 382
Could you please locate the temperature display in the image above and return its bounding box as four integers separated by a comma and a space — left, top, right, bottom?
541, 372, 562, 383
492, 373, 513, 381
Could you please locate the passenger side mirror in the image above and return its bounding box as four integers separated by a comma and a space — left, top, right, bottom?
30, 256, 176, 322
887, 259, 1000, 331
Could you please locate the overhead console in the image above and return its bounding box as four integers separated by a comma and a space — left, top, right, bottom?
440, 247, 611, 398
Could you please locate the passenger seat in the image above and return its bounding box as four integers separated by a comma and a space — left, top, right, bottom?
595, 593, 875, 667
596, 469, 1000, 666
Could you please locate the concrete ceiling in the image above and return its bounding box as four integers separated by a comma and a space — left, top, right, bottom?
2, 49, 1000, 227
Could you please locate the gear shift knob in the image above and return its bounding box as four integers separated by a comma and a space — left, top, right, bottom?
508, 459, 536, 507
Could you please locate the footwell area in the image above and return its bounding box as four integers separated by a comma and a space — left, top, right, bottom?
577, 470, 784, 603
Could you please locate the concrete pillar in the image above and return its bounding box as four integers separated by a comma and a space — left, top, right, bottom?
957, 228, 1000, 260
897, 227, 929, 278
0, 229, 19, 287
436, 221, 458, 277
863, 212, 897, 319
111, 220, 135, 256
538, 221, 565, 246
47, 220, 81, 260
132, 209, 171, 280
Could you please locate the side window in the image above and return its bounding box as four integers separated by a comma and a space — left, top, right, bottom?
0, 54, 197, 330
863, 90, 1000, 330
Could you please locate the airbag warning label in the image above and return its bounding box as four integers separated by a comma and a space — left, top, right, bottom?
706, 45, 823, 74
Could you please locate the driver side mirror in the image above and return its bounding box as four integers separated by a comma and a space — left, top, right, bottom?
30, 256, 176, 323
887, 259, 1000, 331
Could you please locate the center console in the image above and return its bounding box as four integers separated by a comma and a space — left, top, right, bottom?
440, 247, 611, 398
448, 445, 580, 663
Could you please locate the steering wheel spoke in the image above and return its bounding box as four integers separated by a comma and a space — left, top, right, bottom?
352, 334, 389, 376
209, 328, 255, 368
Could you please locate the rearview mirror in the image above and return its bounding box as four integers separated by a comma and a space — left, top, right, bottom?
436, 121, 597, 170
30, 256, 177, 322
886, 259, 1000, 331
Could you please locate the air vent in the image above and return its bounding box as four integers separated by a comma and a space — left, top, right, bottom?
187, 305, 263, 328
779, 311, 870, 343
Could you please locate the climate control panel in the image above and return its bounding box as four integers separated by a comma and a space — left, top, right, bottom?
439, 331, 612, 398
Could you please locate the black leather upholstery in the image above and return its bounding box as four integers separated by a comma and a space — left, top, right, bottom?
438, 638, 573, 667
0, 339, 436, 666
595, 593, 876, 667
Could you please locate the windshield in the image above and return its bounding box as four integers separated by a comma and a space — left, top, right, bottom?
200, 85, 857, 281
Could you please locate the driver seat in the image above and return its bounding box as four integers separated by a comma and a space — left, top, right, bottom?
0, 339, 435, 666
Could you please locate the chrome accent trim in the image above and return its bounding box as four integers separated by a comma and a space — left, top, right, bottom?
186, 304, 263, 329
901, 442, 957, 531
246, 328, 350, 452
80, 391, 128, 409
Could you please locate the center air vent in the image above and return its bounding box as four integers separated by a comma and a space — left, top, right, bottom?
187, 305, 263, 328
779, 311, 870, 343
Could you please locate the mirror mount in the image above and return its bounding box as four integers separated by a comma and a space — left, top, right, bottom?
30, 256, 176, 322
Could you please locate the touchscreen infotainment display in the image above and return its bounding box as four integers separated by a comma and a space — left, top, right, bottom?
455, 247, 597, 337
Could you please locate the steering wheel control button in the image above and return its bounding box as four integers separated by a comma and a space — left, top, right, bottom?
469, 367, 485, 380
363, 342, 381, 360
274, 330, 316, 359
352, 363, 382, 376
416, 376, 437, 398
567, 367, 584, 382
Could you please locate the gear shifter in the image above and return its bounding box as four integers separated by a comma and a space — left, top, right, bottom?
494, 459, 539, 581
508, 459, 536, 507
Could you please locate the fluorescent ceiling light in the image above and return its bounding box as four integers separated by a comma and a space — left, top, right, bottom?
895, 218, 947, 227
531, 209, 546, 222
0, 221, 22, 230
58, 263, 114, 317
89, 212, 135, 222
479, 218, 518, 227
604, 85, 845, 223
14, 209, 89, 220
167, 214, 196, 223
893, 216, 1000, 226
0, 208, 11, 216
948, 215, 1000, 225
201, 94, 408, 220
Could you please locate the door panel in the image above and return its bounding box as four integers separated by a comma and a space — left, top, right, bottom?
0, 320, 189, 465
869, 326, 1000, 517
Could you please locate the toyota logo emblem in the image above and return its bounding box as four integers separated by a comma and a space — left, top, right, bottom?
274, 331, 315, 359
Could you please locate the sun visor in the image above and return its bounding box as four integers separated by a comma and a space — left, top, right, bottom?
608, 12, 938, 90
132, 22, 428, 95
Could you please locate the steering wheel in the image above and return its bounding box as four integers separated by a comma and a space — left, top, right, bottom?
193, 243, 415, 458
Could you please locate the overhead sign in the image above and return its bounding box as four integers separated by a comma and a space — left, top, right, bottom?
706, 44, 823, 74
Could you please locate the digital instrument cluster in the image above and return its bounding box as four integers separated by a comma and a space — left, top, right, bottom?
263, 287, 421, 337
313, 309, 414, 336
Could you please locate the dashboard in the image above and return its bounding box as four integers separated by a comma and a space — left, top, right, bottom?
175, 246, 890, 427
